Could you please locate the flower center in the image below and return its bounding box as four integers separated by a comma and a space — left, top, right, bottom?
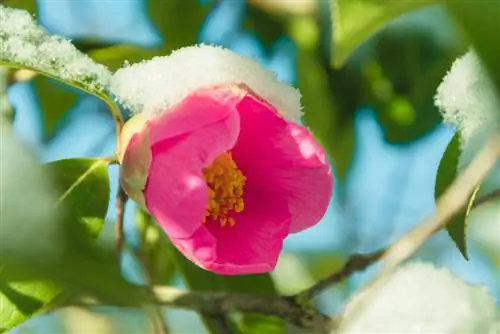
202, 152, 246, 227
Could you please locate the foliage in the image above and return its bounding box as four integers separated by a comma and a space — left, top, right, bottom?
1, 0, 500, 333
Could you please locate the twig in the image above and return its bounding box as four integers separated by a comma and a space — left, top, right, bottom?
295, 250, 384, 301
115, 185, 128, 255
295, 181, 500, 302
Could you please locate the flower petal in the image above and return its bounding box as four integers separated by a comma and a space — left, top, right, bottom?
148, 86, 246, 145
232, 94, 333, 233
144, 109, 240, 240
200, 193, 290, 275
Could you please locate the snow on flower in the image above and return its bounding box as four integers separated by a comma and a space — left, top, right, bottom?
112, 45, 333, 275
338, 262, 498, 334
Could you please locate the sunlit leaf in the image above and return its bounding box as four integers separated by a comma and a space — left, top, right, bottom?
331, 0, 440, 67
2, 0, 37, 14
446, 1, 500, 94
89, 45, 164, 72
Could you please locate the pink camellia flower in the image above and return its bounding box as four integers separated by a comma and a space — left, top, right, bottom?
112, 45, 333, 275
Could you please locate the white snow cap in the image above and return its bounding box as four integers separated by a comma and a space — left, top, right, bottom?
338, 262, 498, 334
435, 50, 500, 144
110, 44, 302, 122
0, 5, 110, 91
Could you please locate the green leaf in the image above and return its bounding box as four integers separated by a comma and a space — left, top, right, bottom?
331, 0, 440, 67
292, 17, 355, 181
147, 0, 209, 52
245, 3, 286, 50
446, 1, 500, 94
0, 5, 123, 126
0, 158, 110, 332
0, 281, 59, 333
49, 158, 110, 223
32, 77, 79, 139
137, 210, 175, 285
434, 134, 477, 259
2, 0, 37, 14
89, 45, 164, 72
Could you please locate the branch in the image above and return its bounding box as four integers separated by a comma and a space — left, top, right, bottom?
379, 133, 500, 271
295, 250, 384, 301
152, 287, 331, 332
72, 287, 331, 332
296, 133, 500, 302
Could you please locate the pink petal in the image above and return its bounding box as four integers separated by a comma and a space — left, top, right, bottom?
199, 193, 290, 275
148, 86, 246, 145
144, 108, 240, 241
232, 94, 333, 234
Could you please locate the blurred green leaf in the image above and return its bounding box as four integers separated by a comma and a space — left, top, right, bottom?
446, 1, 500, 94
32, 77, 79, 139
434, 134, 474, 259
89, 45, 164, 72
292, 17, 355, 181
331, 0, 439, 67
245, 3, 286, 50
2, 0, 37, 14
136, 210, 175, 285
147, 0, 209, 52
0, 159, 110, 332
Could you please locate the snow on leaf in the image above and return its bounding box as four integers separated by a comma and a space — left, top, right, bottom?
0, 5, 111, 93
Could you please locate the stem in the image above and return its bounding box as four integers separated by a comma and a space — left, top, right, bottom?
115, 185, 128, 255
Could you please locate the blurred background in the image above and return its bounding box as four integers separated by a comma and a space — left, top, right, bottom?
2, 0, 498, 333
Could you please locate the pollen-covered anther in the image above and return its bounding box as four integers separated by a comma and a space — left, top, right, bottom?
202, 152, 246, 227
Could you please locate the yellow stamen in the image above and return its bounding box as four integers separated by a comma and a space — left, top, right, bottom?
202, 152, 246, 227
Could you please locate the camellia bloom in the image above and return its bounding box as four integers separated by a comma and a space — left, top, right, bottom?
112, 45, 333, 275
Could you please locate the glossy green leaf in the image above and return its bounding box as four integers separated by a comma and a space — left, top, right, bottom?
0, 5, 123, 127
331, 0, 440, 67
147, 0, 209, 52
434, 134, 475, 259
0, 158, 110, 332
32, 77, 79, 138
446, 1, 500, 94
